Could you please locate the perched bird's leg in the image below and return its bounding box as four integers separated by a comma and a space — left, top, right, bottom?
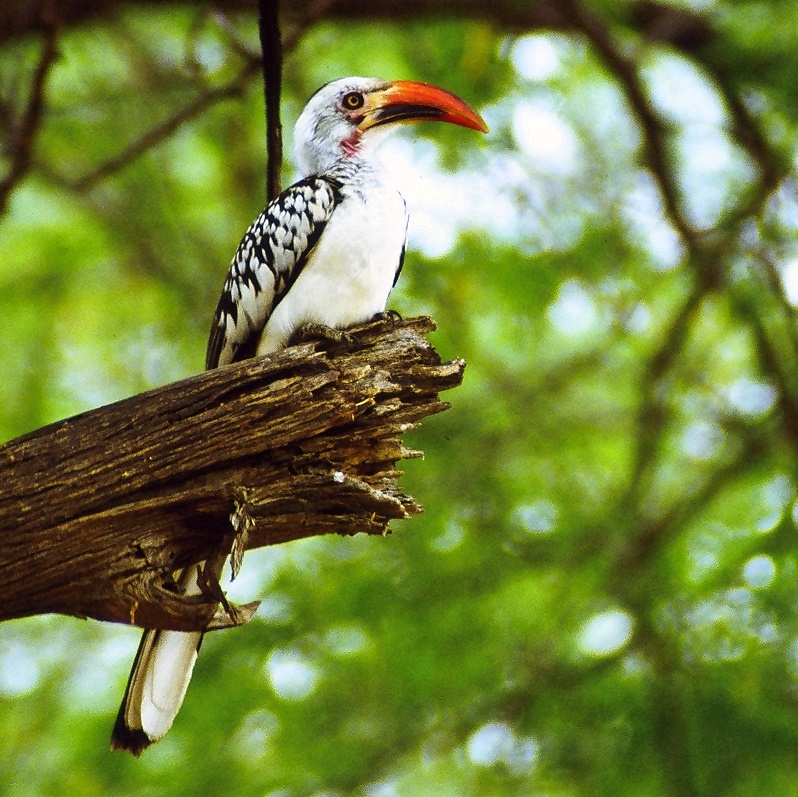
293, 322, 357, 349
195, 551, 231, 616
229, 487, 255, 580
197, 498, 259, 629
195, 557, 251, 629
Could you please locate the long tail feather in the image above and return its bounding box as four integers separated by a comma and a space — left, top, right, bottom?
110, 625, 203, 755
110, 558, 225, 755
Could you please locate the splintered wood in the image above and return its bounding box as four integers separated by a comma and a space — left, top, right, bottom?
0, 316, 464, 631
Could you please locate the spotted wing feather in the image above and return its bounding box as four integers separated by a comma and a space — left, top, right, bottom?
206, 176, 341, 369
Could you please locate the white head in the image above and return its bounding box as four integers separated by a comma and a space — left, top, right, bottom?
293, 76, 488, 177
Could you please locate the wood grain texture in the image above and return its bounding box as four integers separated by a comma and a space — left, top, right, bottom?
0, 316, 463, 631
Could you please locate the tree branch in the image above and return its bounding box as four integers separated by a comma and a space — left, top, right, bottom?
259, 0, 283, 201
563, 0, 699, 250
730, 290, 798, 451
69, 61, 260, 192
712, 67, 786, 228
0, 316, 463, 632
56, 2, 333, 192
623, 285, 706, 507
0, 11, 58, 213
0, 0, 579, 46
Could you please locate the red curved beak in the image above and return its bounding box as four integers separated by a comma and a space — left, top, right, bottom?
360, 80, 488, 134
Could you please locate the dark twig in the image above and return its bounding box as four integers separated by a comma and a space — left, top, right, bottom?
563, 0, 699, 250
70, 62, 260, 192
631, 0, 716, 52
731, 289, 798, 451
259, 0, 283, 201
751, 247, 798, 345
0, 17, 59, 214
619, 423, 767, 573
52, 2, 331, 194
211, 11, 261, 61
625, 286, 705, 502
712, 68, 785, 229
0, 0, 574, 46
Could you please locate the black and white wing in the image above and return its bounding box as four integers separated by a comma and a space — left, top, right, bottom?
206, 176, 341, 370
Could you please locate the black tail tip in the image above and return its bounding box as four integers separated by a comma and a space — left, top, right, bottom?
110, 719, 153, 757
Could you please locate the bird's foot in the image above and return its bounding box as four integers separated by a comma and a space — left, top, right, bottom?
206, 599, 261, 631
372, 309, 403, 324
196, 557, 231, 615
295, 322, 356, 349
195, 555, 261, 631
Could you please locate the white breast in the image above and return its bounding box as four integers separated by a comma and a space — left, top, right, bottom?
256, 185, 408, 355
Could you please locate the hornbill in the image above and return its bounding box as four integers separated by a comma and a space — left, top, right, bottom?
111, 76, 487, 755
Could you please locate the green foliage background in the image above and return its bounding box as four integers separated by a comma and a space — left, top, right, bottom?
3, 2, 798, 795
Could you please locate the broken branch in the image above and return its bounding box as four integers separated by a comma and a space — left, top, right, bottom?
0, 316, 463, 631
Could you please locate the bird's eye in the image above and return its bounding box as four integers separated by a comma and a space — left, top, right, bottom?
342, 91, 365, 110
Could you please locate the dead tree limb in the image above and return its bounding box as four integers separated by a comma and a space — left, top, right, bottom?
0, 316, 463, 632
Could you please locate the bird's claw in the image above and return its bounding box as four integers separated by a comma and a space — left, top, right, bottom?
295, 322, 356, 349
205, 600, 261, 631
372, 309, 402, 324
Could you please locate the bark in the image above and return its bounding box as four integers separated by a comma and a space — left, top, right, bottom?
0, 316, 463, 632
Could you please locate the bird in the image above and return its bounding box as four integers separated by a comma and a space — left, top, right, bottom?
110, 76, 487, 755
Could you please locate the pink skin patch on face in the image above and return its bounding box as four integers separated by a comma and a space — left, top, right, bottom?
341, 128, 363, 158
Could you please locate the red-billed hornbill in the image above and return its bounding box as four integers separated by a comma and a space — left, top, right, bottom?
111, 77, 487, 755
